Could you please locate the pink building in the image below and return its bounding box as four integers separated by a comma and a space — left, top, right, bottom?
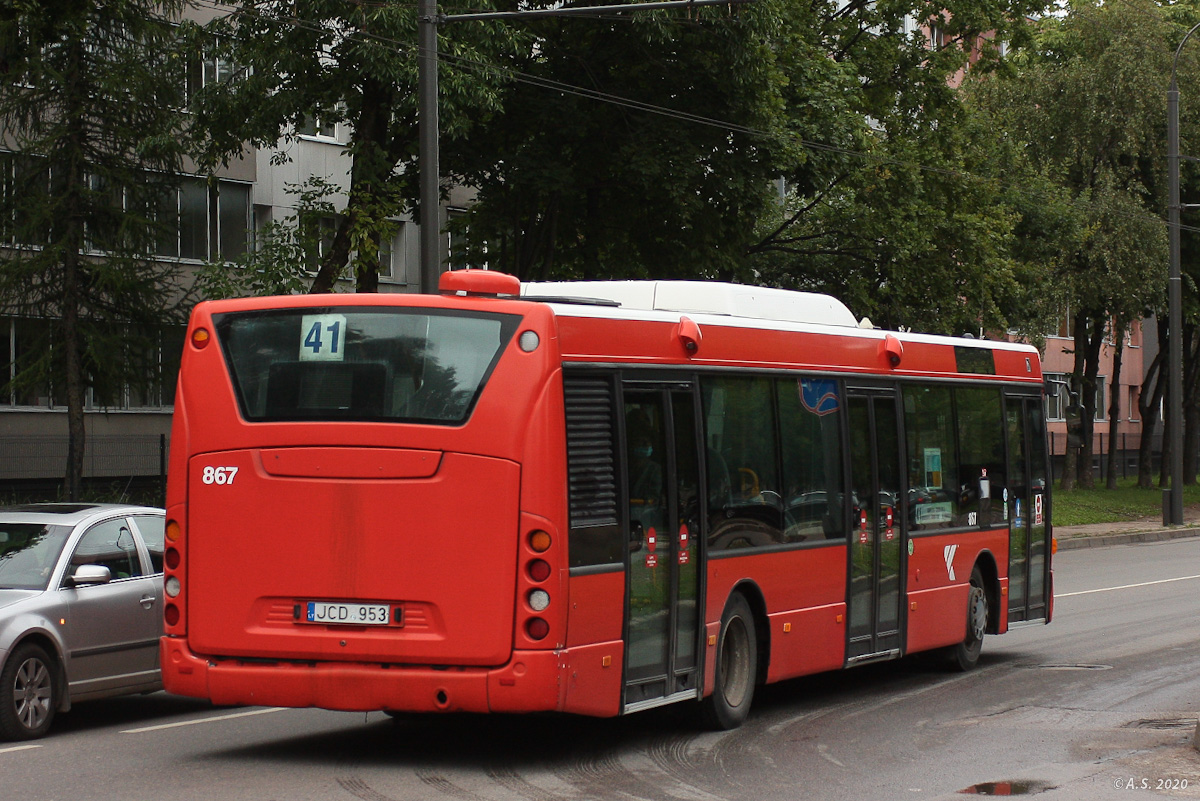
1038, 318, 1147, 480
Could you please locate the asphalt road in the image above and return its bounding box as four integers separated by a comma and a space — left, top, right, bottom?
4, 537, 1199, 801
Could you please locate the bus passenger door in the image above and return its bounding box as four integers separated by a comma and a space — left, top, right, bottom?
846, 390, 905, 662
621, 384, 702, 712
1005, 396, 1051, 623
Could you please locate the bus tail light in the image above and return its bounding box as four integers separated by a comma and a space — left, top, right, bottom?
526, 618, 550, 640
517, 522, 561, 648
164, 517, 186, 634
527, 559, 551, 582
191, 328, 211, 349
528, 589, 550, 612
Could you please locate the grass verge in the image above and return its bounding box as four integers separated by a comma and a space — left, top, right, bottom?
1053, 479, 1200, 527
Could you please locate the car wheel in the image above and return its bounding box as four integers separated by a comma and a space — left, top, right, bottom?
950, 566, 988, 672
701, 593, 757, 730
0, 643, 57, 740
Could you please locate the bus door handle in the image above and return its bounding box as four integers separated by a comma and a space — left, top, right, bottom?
629, 521, 643, 552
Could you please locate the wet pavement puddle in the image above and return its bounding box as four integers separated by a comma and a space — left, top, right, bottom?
958, 780, 1057, 795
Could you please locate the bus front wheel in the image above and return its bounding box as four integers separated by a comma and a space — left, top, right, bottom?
701, 593, 757, 730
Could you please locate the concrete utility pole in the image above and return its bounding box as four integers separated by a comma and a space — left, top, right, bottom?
415, 0, 755, 293
1165, 21, 1200, 525
418, 0, 441, 297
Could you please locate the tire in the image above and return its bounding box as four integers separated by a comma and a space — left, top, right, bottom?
701, 593, 757, 730
0, 643, 57, 741
950, 566, 988, 672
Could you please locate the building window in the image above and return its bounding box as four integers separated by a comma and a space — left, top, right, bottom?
186, 51, 240, 103
297, 114, 338, 140
1094, 376, 1107, 421
378, 222, 407, 281
447, 208, 486, 270
215, 181, 250, 261
0, 317, 184, 410
155, 177, 250, 263
1044, 372, 1067, 421
0, 151, 50, 247
7, 318, 55, 406
302, 214, 339, 272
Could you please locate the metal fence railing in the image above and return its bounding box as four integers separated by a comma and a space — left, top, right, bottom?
0, 434, 168, 482
1047, 431, 1165, 482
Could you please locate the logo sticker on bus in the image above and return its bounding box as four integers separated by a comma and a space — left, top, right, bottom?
299, 313, 347, 362
944, 544, 958, 581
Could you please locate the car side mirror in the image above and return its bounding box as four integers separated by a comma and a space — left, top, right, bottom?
69, 564, 112, 587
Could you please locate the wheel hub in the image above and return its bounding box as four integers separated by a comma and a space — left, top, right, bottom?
969, 588, 987, 641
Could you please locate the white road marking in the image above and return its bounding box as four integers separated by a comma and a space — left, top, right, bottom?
121, 706, 287, 734
0, 744, 42, 755
1058, 574, 1200, 598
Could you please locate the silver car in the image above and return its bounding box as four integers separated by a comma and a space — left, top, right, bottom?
0, 503, 165, 740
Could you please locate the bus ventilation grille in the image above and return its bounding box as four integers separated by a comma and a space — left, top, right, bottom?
564, 376, 619, 528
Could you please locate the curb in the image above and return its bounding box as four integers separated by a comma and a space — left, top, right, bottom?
1055, 526, 1200, 550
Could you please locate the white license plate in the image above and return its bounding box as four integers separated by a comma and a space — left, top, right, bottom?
305, 601, 391, 626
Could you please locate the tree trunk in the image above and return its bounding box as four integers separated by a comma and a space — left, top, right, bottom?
1182, 324, 1200, 484
1106, 321, 1125, 489
1139, 318, 1167, 489
61, 36, 87, 501
309, 75, 396, 294
1068, 311, 1102, 489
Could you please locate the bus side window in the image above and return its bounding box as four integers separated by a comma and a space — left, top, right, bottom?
701, 376, 783, 551
779, 378, 844, 543
903, 385, 958, 531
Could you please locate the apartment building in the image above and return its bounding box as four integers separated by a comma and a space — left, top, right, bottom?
0, 4, 468, 486
1039, 317, 1150, 481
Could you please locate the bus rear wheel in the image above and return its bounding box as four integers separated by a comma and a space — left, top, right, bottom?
949, 566, 988, 672
701, 593, 757, 730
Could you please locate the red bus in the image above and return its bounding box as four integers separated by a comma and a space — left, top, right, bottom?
161, 269, 1052, 728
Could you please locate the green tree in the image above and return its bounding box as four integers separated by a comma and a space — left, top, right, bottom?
448, 3, 821, 281
968, 0, 1179, 490
188, 0, 522, 294
744, 0, 1047, 335
0, 0, 190, 499
451, 0, 1045, 293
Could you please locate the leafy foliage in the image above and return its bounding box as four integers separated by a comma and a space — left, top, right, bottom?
0, 0, 190, 497
965, 0, 1194, 488
745, 0, 1049, 335
195, 178, 340, 299
187, 0, 524, 292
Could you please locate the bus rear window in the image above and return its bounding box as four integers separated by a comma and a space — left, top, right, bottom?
213, 308, 519, 424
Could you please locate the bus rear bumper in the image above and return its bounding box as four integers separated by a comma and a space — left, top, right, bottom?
161, 636, 607, 715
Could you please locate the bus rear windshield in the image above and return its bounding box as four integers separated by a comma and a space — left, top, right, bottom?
213, 308, 520, 424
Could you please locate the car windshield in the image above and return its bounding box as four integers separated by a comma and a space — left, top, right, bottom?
0, 524, 72, 590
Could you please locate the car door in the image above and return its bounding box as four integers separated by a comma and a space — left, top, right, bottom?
129, 514, 165, 669
61, 516, 161, 699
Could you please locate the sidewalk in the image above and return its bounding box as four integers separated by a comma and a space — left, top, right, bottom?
1054, 510, 1200, 550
